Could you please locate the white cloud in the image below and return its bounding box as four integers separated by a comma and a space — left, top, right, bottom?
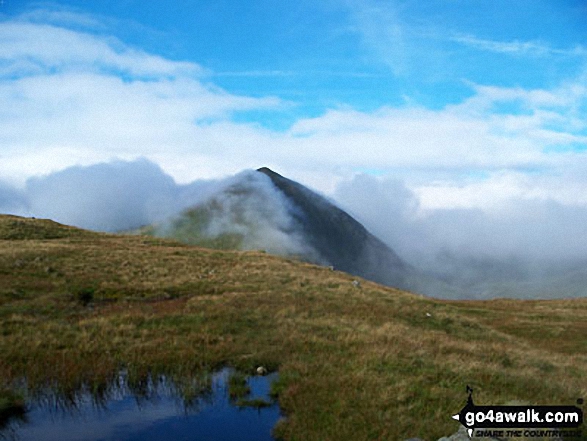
282, 88, 587, 174
25, 159, 179, 231
415, 167, 587, 211
344, 0, 410, 76
0, 12, 283, 183
0, 20, 201, 78
16, 7, 108, 30
1, 7, 587, 216
451, 34, 587, 58
342, 0, 587, 91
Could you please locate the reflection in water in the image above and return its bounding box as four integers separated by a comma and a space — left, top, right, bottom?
1, 369, 280, 441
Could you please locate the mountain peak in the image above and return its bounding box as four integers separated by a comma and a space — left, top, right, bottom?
147, 167, 410, 290
256, 167, 281, 178
256, 166, 408, 289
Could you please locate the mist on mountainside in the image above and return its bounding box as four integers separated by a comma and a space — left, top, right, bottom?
140, 167, 409, 290
1, 158, 586, 299
333, 174, 587, 299
151, 170, 325, 263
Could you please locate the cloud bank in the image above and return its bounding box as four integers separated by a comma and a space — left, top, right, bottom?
25, 159, 179, 231
1, 8, 586, 195
3, 158, 587, 299
334, 173, 587, 298
0, 159, 323, 266
334, 174, 587, 263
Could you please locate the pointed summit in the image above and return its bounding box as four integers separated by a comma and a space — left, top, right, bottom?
256, 166, 276, 174
256, 167, 284, 180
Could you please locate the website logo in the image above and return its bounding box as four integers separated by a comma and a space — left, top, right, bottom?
451, 386, 584, 438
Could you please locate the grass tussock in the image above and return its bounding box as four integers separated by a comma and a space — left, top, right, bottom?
0, 215, 586, 440
228, 372, 250, 399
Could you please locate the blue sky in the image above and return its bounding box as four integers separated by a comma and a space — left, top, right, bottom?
0, 0, 586, 209
7, 0, 583, 116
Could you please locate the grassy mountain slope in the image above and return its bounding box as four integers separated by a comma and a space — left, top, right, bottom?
133, 170, 321, 259
138, 203, 246, 250
0, 215, 586, 440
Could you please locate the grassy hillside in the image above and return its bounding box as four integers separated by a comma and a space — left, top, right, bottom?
136, 204, 245, 250
0, 215, 585, 440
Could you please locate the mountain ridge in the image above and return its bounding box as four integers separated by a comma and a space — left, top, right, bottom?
256, 167, 409, 289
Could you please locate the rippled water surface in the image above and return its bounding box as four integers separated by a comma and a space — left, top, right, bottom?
1, 369, 280, 441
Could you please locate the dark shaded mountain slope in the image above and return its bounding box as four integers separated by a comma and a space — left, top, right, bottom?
256, 167, 409, 289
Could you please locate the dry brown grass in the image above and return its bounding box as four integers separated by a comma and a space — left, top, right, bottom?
0, 215, 585, 440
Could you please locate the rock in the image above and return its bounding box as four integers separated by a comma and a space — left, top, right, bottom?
437, 426, 471, 441
352, 280, 361, 288
437, 425, 502, 441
